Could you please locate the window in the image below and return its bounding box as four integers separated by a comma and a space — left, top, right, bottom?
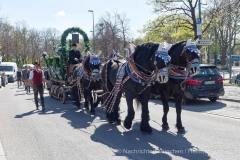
0, 66, 13, 71
199, 67, 220, 76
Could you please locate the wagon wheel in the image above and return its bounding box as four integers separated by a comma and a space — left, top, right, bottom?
49, 82, 53, 98
49, 90, 53, 98
59, 87, 66, 104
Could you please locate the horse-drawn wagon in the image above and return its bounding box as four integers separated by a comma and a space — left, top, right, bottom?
42, 27, 90, 104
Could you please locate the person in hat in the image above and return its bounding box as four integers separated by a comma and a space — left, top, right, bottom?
29, 62, 45, 111
68, 43, 82, 74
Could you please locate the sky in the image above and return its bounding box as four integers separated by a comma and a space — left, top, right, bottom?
0, 0, 158, 38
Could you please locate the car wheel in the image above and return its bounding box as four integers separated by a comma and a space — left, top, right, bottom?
208, 97, 219, 102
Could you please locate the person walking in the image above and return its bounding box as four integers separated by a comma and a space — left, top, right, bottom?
22, 65, 30, 93
16, 69, 22, 88
43, 68, 50, 89
29, 62, 45, 111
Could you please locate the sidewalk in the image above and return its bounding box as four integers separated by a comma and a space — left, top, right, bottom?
0, 140, 6, 160
220, 86, 240, 102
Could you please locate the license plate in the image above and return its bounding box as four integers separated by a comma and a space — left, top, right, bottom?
205, 81, 215, 84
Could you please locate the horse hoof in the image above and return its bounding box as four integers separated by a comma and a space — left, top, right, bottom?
140, 126, 152, 134
116, 119, 121, 125
177, 127, 186, 134
107, 119, 113, 124
93, 104, 98, 108
162, 124, 170, 130
84, 106, 89, 110
123, 120, 132, 129
90, 110, 95, 115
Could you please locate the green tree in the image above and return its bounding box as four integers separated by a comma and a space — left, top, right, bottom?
147, 0, 220, 39
141, 15, 194, 43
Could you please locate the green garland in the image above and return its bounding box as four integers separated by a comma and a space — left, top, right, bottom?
42, 27, 90, 80
60, 27, 90, 78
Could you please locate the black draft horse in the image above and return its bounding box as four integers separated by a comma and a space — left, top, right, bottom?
151, 39, 201, 133
102, 42, 171, 133
72, 53, 102, 114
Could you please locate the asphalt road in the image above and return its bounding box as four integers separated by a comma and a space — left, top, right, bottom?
0, 83, 239, 160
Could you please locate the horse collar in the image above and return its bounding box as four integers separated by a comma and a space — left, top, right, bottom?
126, 57, 156, 86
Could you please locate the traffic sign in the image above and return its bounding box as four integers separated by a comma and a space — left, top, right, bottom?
197, 24, 202, 36
197, 40, 213, 46
197, 18, 202, 24
196, 18, 202, 36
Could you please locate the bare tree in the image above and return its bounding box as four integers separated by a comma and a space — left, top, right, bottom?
206, 0, 240, 65
41, 28, 60, 56
95, 11, 130, 58
117, 13, 130, 48
0, 18, 60, 66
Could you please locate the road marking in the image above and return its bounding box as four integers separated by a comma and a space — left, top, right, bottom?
219, 98, 240, 103
0, 140, 6, 160
204, 112, 240, 121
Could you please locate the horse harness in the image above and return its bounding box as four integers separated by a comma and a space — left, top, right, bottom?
77, 66, 101, 90
103, 56, 159, 113
168, 46, 201, 90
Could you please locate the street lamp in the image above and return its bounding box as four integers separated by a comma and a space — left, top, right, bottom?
88, 10, 95, 53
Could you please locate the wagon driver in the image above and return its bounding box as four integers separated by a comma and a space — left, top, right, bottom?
68, 43, 82, 75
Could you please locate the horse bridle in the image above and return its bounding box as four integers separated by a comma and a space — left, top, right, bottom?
180, 45, 200, 71
129, 48, 171, 75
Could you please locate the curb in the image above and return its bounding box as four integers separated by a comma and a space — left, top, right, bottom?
0, 140, 6, 160
219, 98, 240, 103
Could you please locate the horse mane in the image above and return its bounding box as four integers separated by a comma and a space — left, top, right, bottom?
133, 42, 159, 62
168, 40, 187, 66
168, 41, 186, 55
83, 56, 90, 70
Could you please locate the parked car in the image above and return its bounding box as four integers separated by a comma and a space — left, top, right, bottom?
0, 62, 18, 82
235, 73, 240, 85
23, 64, 34, 70
184, 64, 225, 103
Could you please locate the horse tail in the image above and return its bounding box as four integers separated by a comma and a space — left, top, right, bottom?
102, 60, 114, 92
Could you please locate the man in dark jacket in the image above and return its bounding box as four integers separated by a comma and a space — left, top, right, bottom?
68, 43, 82, 74
17, 69, 22, 88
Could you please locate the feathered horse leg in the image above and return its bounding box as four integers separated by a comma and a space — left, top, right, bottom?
123, 93, 135, 129
139, 89, 152, 134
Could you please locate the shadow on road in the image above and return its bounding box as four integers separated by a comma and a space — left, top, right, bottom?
15, 95, 106, 129
14, 93, 30, 96
183, 99, 226, 112
150, 98, 226, 112
14, 93, 213, 160
15, 110, 39, 118
91, 123, 211, 160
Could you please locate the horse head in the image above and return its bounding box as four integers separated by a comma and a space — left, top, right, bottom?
181, 39, 201, 75
154, 42, 172, 83
109, 50, 123, 60
128, 42, 171, 85
86, 52, 101, 81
